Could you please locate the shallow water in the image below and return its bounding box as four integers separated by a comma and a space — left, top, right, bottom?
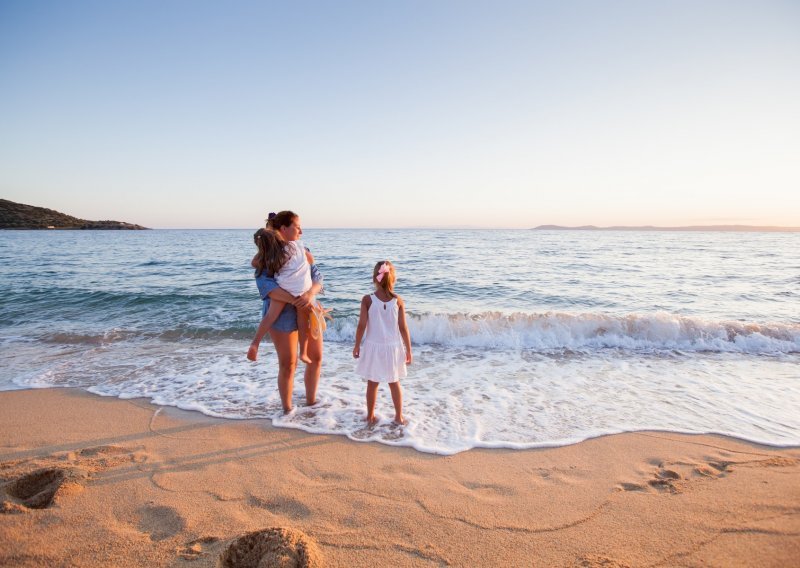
1, 229, 798, 454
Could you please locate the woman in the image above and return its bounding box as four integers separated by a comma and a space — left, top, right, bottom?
253, 211, 324, 412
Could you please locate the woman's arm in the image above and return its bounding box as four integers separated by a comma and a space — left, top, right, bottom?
293, 251, 324, 308
307, 247, 323, 291
254, 270, 296, 303
293, 279, 323, 308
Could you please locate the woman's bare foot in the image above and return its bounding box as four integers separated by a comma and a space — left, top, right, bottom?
393, 415, 406, 425
247, 341, 259, 361
365, 414, 378, 425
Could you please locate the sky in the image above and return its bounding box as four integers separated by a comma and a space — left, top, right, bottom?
1, 1, 799, 229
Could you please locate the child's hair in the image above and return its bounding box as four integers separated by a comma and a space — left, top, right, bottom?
266, 210, 297, 232
253, 228, 289, 276
253, 211, 298, 276
373, 260, 397, 297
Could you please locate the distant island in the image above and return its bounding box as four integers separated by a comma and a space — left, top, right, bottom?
532, 224, 800, 233
0, 199, 148, 230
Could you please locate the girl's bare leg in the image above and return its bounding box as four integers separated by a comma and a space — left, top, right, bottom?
388, 382, 405, 424
268, 329, 298, 413
297, 306, 311, 364
302, 320, 323, 406
248, 300, 286, 361
365, 380, 379, 424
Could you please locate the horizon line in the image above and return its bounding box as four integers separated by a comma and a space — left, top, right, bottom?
144, 224, 800, 232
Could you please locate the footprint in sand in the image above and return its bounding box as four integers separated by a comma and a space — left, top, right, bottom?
249, 495, 311, 519
78, 445, 139, 468
460, 481, 516, 497
78, 445, 129, 457
1, 467, 87, 512
137, 504, 186, 541
648, 468, 683, 493
618, 482, 648, 493
219, 527, 323, 568
577, 554, 631, 567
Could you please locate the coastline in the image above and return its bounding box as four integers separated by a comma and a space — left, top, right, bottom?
1, 389, 798, 566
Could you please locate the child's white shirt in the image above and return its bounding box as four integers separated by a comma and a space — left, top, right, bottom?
275, 240, 313, 297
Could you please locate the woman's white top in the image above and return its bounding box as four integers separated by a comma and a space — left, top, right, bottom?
355, 293, 407, 382
275, 240, 312, 296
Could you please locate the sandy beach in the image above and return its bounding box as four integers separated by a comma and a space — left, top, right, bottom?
0, 388, 798, 567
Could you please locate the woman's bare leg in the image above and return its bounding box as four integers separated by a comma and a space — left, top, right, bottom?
302, 323, 323, 406
388, 382, 405, 424
248, 300, 286, 361
365, 380, 379, 424
268, 329, 298, 413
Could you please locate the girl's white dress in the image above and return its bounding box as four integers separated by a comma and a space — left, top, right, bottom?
355, 294, 407, 383
276, 240, 312, 296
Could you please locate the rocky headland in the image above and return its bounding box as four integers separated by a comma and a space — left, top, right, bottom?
0, 199, 148, 230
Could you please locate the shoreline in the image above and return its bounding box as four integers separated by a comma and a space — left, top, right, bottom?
1, 388, 799, 566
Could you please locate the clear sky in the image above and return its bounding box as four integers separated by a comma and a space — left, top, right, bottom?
1, 1, 798, 229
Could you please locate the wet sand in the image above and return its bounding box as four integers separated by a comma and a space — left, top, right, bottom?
1, 388, 798, 567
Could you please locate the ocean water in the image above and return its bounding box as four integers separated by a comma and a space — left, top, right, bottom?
0, 229, 798, 455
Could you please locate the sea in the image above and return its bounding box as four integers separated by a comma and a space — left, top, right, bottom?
1, 229, 798, 455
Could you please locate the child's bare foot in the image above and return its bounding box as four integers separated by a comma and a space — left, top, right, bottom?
393, 415, 406, 425
247, 341, 259, 361
299, 351, 312, 365
365, 414, 378, 425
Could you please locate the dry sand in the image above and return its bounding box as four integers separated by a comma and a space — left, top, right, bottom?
1, 388, 798, 567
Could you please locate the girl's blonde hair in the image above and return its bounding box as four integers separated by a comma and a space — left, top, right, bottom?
373, 260, 397, 297
253, 228, 289, 277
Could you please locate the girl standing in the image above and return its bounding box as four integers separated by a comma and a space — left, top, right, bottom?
353, 261, 412, 425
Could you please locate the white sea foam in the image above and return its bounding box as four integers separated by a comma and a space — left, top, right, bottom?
3, 335, 798, 455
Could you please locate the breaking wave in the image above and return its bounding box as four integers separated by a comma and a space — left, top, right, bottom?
326, 311, 800, 354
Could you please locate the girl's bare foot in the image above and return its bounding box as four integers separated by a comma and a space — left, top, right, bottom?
299, 351, 312, 365
247, 341, 259, 361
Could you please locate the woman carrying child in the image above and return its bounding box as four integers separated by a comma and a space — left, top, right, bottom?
249, 211, 325, 413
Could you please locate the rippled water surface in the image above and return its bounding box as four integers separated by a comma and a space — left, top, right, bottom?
1, 229, 798, 454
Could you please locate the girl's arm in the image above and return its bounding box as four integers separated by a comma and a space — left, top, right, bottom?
352, 295, 371, 358
397, 296, 413, 364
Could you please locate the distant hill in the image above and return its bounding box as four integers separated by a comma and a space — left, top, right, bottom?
532, 224, 800, 233
0, 199, 148, 230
